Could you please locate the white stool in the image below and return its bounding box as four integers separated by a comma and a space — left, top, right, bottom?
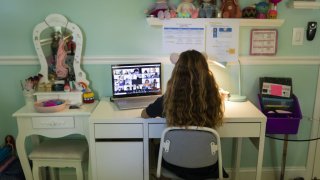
29, 139, 88, 180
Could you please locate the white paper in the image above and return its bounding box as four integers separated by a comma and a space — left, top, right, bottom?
162, 19, 205, 53
205, 19, 239, 62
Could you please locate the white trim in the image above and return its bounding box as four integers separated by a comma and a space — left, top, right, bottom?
1, 56, 320, 65
58, 166, 308, 180
310, 67, 320, 179
238, 56, 320, 65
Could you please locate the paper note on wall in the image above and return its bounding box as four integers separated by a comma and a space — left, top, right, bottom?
262, 82, 291, 98
205, 19, 239, 62
162, 19, 205, 53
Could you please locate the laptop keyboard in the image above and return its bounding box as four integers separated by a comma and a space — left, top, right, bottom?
115, 96, 159, 110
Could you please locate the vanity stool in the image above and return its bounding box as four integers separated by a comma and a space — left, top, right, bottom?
29, 139, 88, 180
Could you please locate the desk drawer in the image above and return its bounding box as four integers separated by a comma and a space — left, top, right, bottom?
95, 124, 143, 138
32, 117, 75, 129
217, 123, 261, 137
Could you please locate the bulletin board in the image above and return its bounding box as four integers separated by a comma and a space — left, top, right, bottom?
250, 29, 278, 56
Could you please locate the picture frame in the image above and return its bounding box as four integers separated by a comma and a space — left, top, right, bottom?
250, 29, 278, 56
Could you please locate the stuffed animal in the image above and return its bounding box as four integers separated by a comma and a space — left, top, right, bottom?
176, 0, 199, 18
220, 0, 242, 18
198, 0, 217, 18
144, 0, 176, 19
268, 0, 281, 19
242, 5, 256, 18
255, 1, 269, 19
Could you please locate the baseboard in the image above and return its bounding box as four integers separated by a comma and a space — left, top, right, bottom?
58, 166, 308, 180
226, 166, 307, 180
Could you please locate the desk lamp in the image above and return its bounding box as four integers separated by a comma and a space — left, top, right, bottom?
228, 59, 247, 102
207, 57, 246, 102
170, 52, 246, 102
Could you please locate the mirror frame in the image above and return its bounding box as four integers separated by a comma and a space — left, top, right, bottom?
33, 14, 89, 86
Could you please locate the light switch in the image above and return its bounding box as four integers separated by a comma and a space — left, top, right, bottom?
292, 28, 304, 45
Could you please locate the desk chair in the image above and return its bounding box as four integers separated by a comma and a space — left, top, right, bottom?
156, 126, 223, 180
29, 139, 88, 180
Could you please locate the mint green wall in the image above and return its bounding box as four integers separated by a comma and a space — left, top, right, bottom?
1, 0, 319, 171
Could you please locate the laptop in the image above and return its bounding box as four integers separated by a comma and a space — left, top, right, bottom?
110, 63, 162, 110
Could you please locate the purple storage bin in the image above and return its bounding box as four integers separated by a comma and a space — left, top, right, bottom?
258, 94, 302, 134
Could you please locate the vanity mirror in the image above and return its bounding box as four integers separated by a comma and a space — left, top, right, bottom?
33, 13, 88, 86
33, 14, 89, 104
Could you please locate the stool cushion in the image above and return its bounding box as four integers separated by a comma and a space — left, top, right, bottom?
29, 139, 88, 160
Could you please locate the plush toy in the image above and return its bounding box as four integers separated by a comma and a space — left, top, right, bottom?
176, 0, 199, 18
198, 0, 217, 18
220, 0, 242, 18
242, 5, 256, 18
255, 2, 269, 19
268, 0, 281, 19
144, 0, 176, 20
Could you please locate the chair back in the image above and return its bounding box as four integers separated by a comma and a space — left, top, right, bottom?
156, 126, 223, 179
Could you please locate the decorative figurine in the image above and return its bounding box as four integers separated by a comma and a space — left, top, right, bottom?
242, 5, 256, 18
255, 1, 269, 19
220, 0, 242, 18
198, 0, 217, 18
176, 0, 199, 18
268, 0, 282, 19
144, 0, 176, 19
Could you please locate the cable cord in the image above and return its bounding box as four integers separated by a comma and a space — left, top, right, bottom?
266, 135, 320, 142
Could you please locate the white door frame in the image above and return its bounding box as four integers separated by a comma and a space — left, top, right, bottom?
307, 66, 320, 179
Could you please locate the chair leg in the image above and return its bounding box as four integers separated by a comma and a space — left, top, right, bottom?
49, 167, 59, 180
76, 163, 84, 180
32, 165, 40, 180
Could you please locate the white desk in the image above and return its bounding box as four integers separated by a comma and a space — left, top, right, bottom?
89, 98, 266, 180
12, 102, 98, 180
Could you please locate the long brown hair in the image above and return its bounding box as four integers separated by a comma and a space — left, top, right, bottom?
164, 50, 224, 128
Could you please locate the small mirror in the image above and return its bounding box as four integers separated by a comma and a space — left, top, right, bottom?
33, 14, 89, 86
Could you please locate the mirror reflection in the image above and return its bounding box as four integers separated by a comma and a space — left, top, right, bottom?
33, 14, 89, 88
40, 27, 76, 81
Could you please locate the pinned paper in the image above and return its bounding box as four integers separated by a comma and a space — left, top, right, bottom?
261, 82, 291, 98
270, 84, 282, 96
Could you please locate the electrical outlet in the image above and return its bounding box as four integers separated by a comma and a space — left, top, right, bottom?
292, 28, 304, 45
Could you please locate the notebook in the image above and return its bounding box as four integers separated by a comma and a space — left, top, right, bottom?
110, 63, 162, 110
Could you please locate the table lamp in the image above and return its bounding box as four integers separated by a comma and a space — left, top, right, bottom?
228, 59, 247, 102
170, 52, 246, 102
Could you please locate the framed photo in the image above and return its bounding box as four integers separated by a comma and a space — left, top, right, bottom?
250, 29, 278, 55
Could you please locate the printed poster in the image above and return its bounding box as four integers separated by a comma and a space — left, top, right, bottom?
205, 19, 240, 62
162, 18, 205, 53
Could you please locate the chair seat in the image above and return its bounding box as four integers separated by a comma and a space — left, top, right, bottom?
29, 139, 88, 160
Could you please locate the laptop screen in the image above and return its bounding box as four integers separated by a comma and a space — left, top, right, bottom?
111, 63, 162, 98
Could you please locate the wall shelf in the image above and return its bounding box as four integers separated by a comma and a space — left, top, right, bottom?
288, 0, 320, 9
146, 17, 285, 27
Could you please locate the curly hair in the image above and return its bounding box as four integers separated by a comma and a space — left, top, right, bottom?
164, 50, 224, 128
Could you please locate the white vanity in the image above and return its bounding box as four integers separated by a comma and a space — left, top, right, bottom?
13, 14, 97, 180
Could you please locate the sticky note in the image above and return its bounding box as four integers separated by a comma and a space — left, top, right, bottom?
270, 84, 282, 96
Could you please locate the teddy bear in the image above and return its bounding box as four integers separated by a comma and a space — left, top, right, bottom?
220, 0, 242, 18
144, 0, 176, 19
176, 0, 199, 18
198, 0, 217, 18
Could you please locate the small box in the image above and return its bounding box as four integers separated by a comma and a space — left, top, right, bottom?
258, 94, 302, 134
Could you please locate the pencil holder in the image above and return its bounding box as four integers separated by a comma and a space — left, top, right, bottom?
23, 90, 35, 108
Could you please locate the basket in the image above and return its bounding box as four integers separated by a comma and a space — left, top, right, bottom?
258, 94, 302, 134
34, 99, 68, 113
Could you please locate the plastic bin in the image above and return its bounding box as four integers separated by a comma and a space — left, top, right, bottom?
258, 94, 302, 134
